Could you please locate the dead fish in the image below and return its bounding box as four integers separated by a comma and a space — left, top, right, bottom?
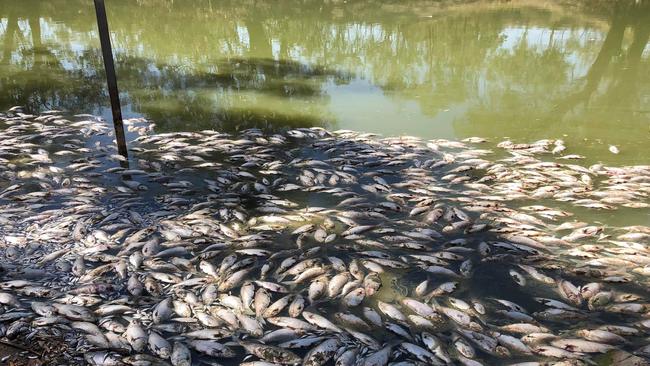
240, 341, 301, 364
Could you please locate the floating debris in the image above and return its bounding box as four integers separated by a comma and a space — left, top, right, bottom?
0, 109, 649, 365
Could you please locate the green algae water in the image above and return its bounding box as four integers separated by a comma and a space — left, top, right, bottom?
0, 0, 648, 166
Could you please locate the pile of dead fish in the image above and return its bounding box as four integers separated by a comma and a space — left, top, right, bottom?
0, 107, 649, 366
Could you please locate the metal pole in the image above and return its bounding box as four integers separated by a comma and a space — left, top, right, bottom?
94, 0, 128, 161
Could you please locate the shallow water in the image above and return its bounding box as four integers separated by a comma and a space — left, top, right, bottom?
0, 0, 649, 167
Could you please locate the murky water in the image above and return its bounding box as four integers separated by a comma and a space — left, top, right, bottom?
1, 0, 648, 166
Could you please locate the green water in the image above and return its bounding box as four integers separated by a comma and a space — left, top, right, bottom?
0, 0, 649, 165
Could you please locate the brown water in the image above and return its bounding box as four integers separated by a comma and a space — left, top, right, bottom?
0, 0, 649, 166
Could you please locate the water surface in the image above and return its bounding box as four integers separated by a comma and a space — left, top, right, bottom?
0, 0, 649, 165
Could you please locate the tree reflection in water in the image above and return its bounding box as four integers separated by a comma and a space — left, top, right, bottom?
0, 0, 648, 142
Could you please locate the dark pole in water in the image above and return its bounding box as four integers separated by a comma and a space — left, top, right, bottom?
94, 0, 129, 161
